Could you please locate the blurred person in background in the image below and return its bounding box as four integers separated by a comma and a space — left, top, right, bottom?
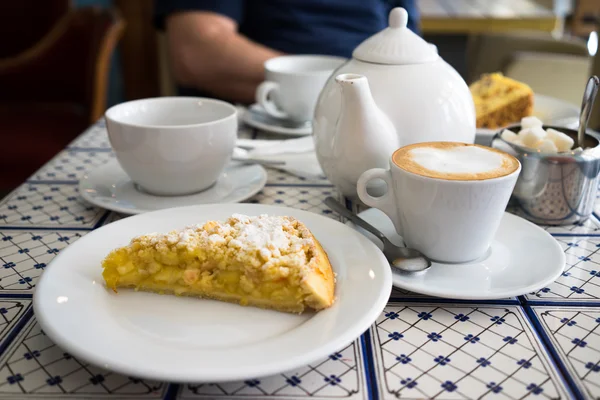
155, 0, 419, 104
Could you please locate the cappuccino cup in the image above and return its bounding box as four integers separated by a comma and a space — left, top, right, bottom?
357, 142, 521, 263
256, 55, 345, 122
105, 97, 237, 196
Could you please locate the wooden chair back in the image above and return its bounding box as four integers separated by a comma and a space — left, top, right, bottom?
0, 7, 125, 123
0, 0, 71, 58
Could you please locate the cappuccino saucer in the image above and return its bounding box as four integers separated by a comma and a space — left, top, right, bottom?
346, 208, 565, 300
79, 160, 267, 215
241, 104, 312, 136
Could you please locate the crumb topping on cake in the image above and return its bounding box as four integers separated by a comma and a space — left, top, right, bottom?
129, 214, 316, 279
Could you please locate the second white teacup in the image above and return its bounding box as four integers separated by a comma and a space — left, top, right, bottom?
256, 55, 345, 122
105, 97, 237, 196
357, 142, 521, 263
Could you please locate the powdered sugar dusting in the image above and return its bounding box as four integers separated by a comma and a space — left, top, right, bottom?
230, 213, 293, 250
141, 214, 312, 254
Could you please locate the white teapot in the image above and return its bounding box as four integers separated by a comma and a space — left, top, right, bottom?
313, 8, 476, 199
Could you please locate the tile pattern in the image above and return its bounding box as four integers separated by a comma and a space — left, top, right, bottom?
370, 304, 570, 399
68, 121, 110, 150
0, 184, 105, 229
534, 307, 600, 400
179, 341, 366, 399
249, 187, 339, 219
30, 150, 115, 183
0, 300, 30, 346
0, 230, 85, 294
0, 318, 168, 397
266, 167, 331, 186
0, 119, 599, 399
526, 237, 600, 303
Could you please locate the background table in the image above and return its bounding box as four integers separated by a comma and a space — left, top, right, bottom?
419, 0, 560, 34
0, 120, 598, 399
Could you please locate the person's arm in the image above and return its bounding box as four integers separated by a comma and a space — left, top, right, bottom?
165, 11, 282, 103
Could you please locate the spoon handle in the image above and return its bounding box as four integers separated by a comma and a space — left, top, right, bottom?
578, 76, 599, 148
231, 157, 285, 166
324, 197, 389, 243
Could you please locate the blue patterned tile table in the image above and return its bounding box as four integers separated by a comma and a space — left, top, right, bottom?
0, 120, 598, 399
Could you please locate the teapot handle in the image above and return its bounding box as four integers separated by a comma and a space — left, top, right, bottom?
357, 168, 403, 236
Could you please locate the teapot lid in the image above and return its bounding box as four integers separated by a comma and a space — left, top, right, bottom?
352, 8, 438, 65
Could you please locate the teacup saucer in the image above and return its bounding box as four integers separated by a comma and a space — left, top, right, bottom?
79, 160, 267, 215
346, 208, 565, 300
242, 104, 312, 136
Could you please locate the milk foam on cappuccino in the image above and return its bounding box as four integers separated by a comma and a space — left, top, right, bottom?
393, 142, 519, 180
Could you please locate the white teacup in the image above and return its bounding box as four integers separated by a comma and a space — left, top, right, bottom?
256, 55, 345, 122
105, 97, 237, 196
357, 142, 521, 263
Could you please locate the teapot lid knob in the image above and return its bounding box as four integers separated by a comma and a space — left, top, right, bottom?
352, 6, 438, 65
389, 7, 408, 29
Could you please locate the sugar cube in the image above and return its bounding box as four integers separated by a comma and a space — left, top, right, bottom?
546, 128, 574, 152
537, 139, 558, 153
521, 116, 544, 129
513, 138, 526, 148
518, 128, 531, 136
500, 129, 519, 143
521, 126, 546, 147
572, 147, 584, 155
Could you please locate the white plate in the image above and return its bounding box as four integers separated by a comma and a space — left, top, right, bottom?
79, 160, 267, 215
242, 104, 312, 136
475, 93, 580, 146
33, 204, 392, 382
346, 208, 565, 300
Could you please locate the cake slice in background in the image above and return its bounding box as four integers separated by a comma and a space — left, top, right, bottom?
470, 73, 534, 129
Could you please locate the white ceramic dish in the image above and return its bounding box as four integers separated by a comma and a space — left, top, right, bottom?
106, 97, 238, 196
33, 204, 392, 382
475, 94, 580, 146
347, 208, 565, 300
79, 160, 267, 215
256, 55, 346, 122
242, 104, 312, 136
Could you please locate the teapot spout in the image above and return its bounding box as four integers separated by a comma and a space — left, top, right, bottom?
335, 73, 367, 84
335, 74, 377, 108
335, 73, 395, 135
331, 73, 399, 198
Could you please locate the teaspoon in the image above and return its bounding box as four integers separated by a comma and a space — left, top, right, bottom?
577, 75, 599, 149
231, 157, 285, 166
324, 197, 431, 272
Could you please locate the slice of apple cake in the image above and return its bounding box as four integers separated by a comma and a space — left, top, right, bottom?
101, 214, 335, 313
